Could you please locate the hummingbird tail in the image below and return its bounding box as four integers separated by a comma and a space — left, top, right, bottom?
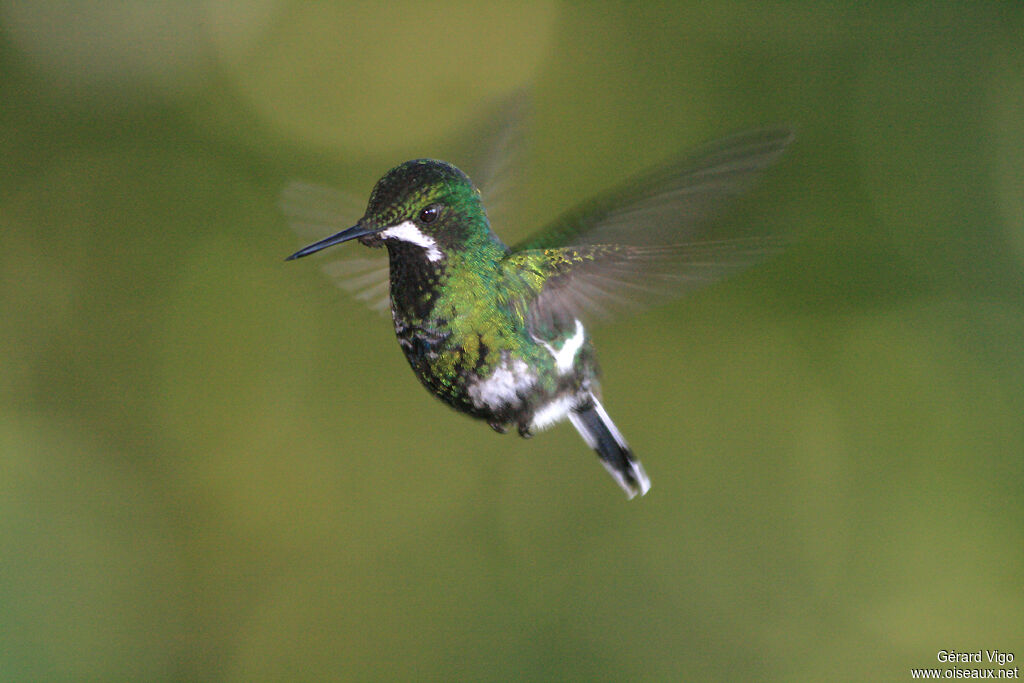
568, 397, 651, 499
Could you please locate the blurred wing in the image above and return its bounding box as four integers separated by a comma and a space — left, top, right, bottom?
505, 128, 794, 326
502, 238, 786, 330
513, 128, 793, 251
279, 180, 391, 314
453, 89, 530, 234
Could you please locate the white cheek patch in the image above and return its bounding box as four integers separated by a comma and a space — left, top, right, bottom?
379, 220, 443, 262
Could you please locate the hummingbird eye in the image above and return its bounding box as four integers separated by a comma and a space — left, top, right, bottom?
418, 204, 441, 225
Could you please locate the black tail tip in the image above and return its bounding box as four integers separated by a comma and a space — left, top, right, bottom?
600, 454, 651, 500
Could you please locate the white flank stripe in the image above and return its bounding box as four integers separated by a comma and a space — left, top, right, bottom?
537, 319, 586, 375
379, 220, 443, 261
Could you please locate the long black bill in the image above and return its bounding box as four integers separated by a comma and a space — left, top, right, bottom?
285, 224, 376, 260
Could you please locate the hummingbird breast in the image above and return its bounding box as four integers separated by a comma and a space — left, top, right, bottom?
393, 310, 538, 424
394, 305, 596, 434
385, 242, 597, 434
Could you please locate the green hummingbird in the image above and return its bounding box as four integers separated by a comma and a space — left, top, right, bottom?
285, 128, 792, 498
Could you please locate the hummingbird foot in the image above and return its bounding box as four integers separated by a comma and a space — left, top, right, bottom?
517, 423, 534, 439
488, 420, 509, 434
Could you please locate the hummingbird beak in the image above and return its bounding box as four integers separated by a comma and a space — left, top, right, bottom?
285, 223, 377, 260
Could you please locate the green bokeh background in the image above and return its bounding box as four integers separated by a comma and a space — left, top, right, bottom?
2, 2, 1022, 681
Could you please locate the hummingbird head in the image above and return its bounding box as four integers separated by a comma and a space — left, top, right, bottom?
287, 159, 498, 263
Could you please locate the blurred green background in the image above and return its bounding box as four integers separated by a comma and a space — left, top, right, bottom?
2, 2, 1023, 681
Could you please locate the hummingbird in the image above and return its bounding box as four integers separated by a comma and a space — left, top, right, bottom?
285, 127, 792, 498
